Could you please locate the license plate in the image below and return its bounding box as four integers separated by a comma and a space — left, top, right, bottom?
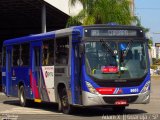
115, 100, 127, 105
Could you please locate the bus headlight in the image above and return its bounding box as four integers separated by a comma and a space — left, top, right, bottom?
85, 81, 99, 95
141, 81, 150, 93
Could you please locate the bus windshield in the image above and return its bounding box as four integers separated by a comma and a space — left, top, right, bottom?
85, 40, 148, 79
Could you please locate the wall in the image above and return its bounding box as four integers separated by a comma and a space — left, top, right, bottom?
44, 0, 82, 16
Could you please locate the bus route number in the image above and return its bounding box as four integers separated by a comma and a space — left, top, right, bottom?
130, 88, 139, 93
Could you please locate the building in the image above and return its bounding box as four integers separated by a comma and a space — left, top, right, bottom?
157, 47, 160, 59
0, 0, 136, 91
151, 46, 160, 59
0, 0, 71, 91
45, 0, 82, 16
130, 0, 135, 16
151, 46, 157, 58
0, 0, 70, 42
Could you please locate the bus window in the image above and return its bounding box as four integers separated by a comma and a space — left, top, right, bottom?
13, 45, 20, 66
55, 37, 69, 65
0, 53, 2, 68
21, 44, 30, 66
42, 39, 54, 66
2, 47, 6, 67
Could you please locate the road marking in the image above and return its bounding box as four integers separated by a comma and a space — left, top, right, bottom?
0, 107, 63, 115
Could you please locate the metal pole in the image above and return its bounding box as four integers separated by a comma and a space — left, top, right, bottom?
42, 4, 46, 33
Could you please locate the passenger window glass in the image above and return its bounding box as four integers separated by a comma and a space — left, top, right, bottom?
13, 45, 20, 66
21, 44, 30, 66
43, 39, 54, 66
2, 47, 6, 67
55, 37, 69, 65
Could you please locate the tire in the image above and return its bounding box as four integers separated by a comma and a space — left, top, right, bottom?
58, 93, 62, 112
112, 106, 126, 113
19, 86, 29, 107
59, 87, 74, 114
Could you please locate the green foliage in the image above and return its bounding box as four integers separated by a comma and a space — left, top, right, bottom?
148, 38, 153, 49
152, 58, 160, 65
152, 58, 157, 64
150, 65, 158, 70
148, 39, 153, 45
67, 0, 134, 26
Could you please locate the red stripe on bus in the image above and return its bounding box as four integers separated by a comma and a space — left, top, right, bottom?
30, 69, 40, 99
96, 88, 116, 95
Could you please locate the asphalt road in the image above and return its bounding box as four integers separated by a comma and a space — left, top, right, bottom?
0, 76, 160, 120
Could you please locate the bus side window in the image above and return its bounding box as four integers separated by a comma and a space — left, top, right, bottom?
43, 39, 54, 66
13, 45, 20, 66
55, 37, 69, 65
2, 47, 6, 67
21, 43, 30, 66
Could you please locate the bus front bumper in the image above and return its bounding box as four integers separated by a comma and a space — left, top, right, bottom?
82, 91, 150, 106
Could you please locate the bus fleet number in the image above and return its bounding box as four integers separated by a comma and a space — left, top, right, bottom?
130, 88, 139, 93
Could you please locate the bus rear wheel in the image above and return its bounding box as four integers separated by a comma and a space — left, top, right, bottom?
59, 87, 74, 114
19, 86, 29, 107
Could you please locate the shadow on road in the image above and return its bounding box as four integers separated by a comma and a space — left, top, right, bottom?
73, 107, 147, 117
3, 100, 147, 116
3, 100, 59, 113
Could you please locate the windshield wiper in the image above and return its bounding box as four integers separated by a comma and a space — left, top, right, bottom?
123, 40, 133, 57
100, 39, 115, 56
100, 39, 121, 77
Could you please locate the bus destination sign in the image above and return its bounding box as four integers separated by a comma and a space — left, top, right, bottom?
91, 30, 137, 37
84, 28, 143, 37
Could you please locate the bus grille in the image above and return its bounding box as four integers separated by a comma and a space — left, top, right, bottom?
102, 96, 138, 104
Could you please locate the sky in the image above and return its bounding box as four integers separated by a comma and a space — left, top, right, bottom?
135, 0, 160, 44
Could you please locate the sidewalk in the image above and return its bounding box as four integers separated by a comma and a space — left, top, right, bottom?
151, 75, 160, 80
0, 92, 5, 95
0, 86, 2, 92
0, 92, 17, 102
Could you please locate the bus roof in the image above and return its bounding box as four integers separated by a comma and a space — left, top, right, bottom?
3, 31, 55, 46
3, 27, 81, 46
83, 24, 143, 29
3, 24, 143, 46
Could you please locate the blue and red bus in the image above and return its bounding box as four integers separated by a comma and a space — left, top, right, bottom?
2, 24, 150, 114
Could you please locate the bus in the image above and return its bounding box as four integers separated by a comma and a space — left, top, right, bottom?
2, 24, 150, 114
0, 53, 2, 91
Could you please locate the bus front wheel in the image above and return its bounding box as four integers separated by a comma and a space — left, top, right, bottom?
59, 87, 74, 114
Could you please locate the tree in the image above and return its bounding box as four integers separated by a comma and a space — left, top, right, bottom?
67, 0, 134, 27
152, 58, 160, 65
152, 58, 157, 65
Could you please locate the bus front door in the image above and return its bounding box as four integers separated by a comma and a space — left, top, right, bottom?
31, 42, 42, 101
73, 44, 82, 104
31, 42, 50, 102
